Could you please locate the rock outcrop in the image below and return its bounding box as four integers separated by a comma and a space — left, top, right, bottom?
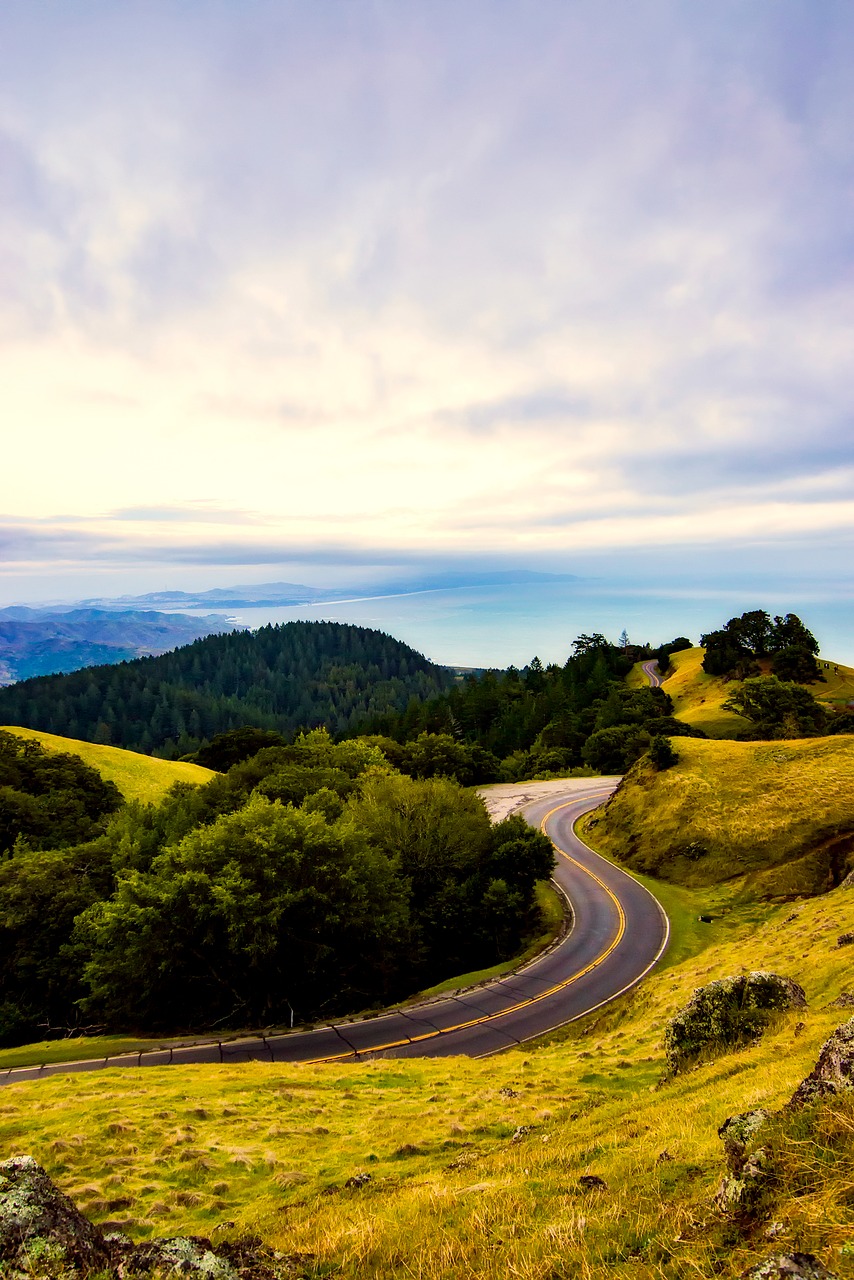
789, 1016, 854, 1108
0, 1156, 304, 1279
664, 972, 807, 1074
740, 1254, 839, 1279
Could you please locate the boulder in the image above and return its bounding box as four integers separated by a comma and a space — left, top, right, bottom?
740, 1254, 839, 1279
0, 1155, 112, 1274
664, 973, 807, 1074
718, 1110, 770, 1174
789, 1017, 854, 1108
0, 1157, 294, 1279
714, 1147, 771, 1219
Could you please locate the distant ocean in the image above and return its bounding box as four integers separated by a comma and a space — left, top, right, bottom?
181, 578, 854, 669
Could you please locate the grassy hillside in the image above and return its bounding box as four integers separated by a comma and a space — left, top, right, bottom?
3, 878, 853, 1278
632, 648, 854, 739
581, 735, 854, 897
658, 646, 747, 737
816, 657, 854, 706
0, 725, 215, 803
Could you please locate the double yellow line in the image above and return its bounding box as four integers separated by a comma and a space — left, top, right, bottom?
301, 791, 624, 1064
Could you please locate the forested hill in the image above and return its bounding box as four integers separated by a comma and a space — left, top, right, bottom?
0, 622, 452, 758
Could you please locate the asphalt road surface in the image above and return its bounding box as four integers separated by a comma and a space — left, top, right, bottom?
642, 659, 662, 688
2, 781, 669, 1084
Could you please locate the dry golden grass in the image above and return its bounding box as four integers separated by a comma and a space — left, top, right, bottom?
0, 725, 216, 803
3, 882, 854, 1278
657, 647, 748, 738
582, 735, 854, 895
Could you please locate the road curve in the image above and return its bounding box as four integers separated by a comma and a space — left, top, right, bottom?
1, 781, 669, 1084
642, 658, 662, 688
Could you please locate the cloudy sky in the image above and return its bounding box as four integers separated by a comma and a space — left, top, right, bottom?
2, 0, 853, 603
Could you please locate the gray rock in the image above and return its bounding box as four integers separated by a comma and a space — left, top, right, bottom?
0, 1154, 112, 1273
344, 1172, 373, 1189
790, 1017, 854, 1107
835, 932, 854, 947
740, 1253, 839, 1279
125, 1236, 237, 1279
718, 1109, 771, 1173
578, 1174, 607, 1191
664, 973, 807, 1074
828, 992, 854, 1009
0, 1157, 288, 1279
714, 1147, 771, 1219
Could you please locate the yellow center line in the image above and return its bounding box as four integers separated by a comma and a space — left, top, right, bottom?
302, 790, 623, 1064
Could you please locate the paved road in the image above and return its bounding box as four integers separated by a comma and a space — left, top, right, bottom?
642, 659, 662, 688
1, 781, 669, 1083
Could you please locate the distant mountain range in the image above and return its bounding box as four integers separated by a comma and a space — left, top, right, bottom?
0, 571, 579, 683
77, 569, 579, 612
0, 608, 239, 686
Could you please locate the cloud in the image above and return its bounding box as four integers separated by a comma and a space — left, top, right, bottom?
0, 0, 853, 592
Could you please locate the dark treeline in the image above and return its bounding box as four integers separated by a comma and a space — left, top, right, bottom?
0, 729, 555, 1045
701, 610, 821, 682
360, 633, 706, 780
0, 622, 453, 758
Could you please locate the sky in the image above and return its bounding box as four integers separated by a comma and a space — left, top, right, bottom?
2, 0, 854, 610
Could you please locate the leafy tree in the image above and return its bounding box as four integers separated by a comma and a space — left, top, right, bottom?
648, 735, 678, 770
582, 725, 649, 773
0, 839, 115, 1044
77, 796, 410, 1030
0, 731, 122, 854
722, 676, 827, 739
702, 610, 821, 682
191, 727, 287, 770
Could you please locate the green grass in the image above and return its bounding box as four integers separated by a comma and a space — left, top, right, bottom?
0, 725, 216, 803
3, 881, 854, 1278
580, 734, 854, 896
0, 1035, 222, 1071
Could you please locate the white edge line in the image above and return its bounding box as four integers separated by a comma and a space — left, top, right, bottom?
474, 794, 672, 1057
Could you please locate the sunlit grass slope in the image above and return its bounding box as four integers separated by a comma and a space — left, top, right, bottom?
3, 884, 854, 1278
0, 725, 215, 803
658, 646, 747, 738
815, 657, 854, 706
582, 735, 854, 897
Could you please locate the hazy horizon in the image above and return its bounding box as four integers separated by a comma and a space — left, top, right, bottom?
2, 2, 853, 634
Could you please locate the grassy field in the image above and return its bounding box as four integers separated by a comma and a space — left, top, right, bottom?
0, 725, 216, 803
657, 647, 747, 738
2, 878, 853, 1278
631, 647, 854, 738
580, 735, 854, 897
815, 657, 854, 706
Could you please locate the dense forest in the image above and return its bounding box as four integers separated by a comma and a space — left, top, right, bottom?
0, 622, 452, 758
0, 729, 553, 1046
357, 633, 703, 779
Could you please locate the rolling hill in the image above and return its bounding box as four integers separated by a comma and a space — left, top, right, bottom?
3, 852, 853, 1279
0, 726, 215, 803
581, 734, 854, 898
0, 621, 452, 758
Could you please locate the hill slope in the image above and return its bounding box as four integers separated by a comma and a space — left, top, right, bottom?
3, 873, 853, 1279
583, 735, 854, 897
655, 646, 747, 737
0, 607, 237, 684
0, 621, 452, 758
0, 726, 215, 803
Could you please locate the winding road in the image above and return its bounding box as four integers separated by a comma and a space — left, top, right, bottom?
641, 658, 663, 688
1, 780, 669, 1084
